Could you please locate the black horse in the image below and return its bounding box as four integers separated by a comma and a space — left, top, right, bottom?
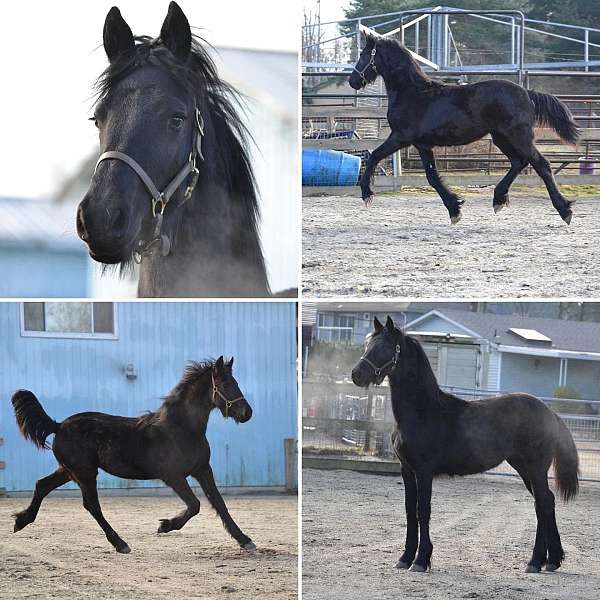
77, 2, 270, 297
11, 356, 256, 554
349, 33, 579, 224
351, 317, 579, 573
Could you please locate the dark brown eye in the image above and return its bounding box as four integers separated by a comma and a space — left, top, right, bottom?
169, 116, 185, 130
89, 117, 99, 128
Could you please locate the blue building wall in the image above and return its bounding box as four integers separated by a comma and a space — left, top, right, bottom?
0, 247, 88, 297
0, 302, 297, 492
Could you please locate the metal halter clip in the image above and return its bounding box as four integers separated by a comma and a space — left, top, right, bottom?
195, 108, 205, 161
152, 195, 166, 218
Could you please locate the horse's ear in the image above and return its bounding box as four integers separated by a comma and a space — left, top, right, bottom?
160, 1, 192, 62
373, 316, 383, 333
226, 357, 234, 371
103, 6, 135, 63
386, 315, 395, 333
214, 356, 224, 373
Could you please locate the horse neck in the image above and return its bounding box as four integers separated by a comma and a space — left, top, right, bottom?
137, 179, 270, 297
162, 375, 213, 436
388, 351, 442, 421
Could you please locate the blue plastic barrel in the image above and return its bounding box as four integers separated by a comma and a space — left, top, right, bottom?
302, 149, 361, 186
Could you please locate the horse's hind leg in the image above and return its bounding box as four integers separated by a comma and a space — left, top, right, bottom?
13, 467, 71, 532
194, 465, 255, 550
490, 133, 528, 214
76, 474, 131, 553
507, 457, 548, 571
416, 146, 463, 224
157, 478, 200, 533
528, 147, 574, 224
360, 132, 408, 207
396, 463, 418, 569
529, 470, 564, 572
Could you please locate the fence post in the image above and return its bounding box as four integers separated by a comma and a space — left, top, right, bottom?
284, 438, 298, 493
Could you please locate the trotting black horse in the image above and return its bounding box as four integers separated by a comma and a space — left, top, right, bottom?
11, 356, 257, 553
349, 33, 579, 224
351, 316, 579, 573
77, 2, 270, 297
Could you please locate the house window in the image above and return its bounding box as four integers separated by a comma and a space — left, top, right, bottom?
317, 313, 355, 342
22, 302, 117, 339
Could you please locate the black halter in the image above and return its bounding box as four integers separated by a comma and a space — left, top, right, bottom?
94, 107, 205, 262
360, 342, 401, 384
353, 47, 378, 87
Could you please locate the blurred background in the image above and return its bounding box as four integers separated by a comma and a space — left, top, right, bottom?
0, 0, 298, 297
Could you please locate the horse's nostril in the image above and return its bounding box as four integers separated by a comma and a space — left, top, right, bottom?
76, 206, 88, 241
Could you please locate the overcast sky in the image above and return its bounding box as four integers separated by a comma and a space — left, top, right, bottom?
0, 0, 298, 199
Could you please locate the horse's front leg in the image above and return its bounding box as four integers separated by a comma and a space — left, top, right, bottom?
396, 463, 418, 569
416, 146, 463, 224
157, 477, 200, 533
193, 464, 255, 550
409, 470, 434, 572
360, 132, 408, 207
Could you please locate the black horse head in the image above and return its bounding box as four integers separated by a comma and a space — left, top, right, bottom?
349, 32, 381, 90
78, 2, 200, 263
211, 356, 252, 423
352, 315, 403, 387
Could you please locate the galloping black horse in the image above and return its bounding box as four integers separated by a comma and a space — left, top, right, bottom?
349, 33, 579, 224
12, 357, 256, 554
77, 2, 270, 297
351, 317, 579, 573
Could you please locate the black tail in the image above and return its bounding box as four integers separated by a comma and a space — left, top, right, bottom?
11, 390, 59, 450
553, 415, 579, 502
528, 90, 579, 144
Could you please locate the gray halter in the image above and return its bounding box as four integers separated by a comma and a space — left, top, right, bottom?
94, 107, 205, 262
353, 47, 378, 86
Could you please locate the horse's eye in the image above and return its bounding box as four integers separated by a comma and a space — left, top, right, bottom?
169, 116, 185, 130
89, 117, 99, 129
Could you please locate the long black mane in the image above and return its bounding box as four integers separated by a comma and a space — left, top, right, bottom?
94, 35, 268, 289
375, 37, 443, 91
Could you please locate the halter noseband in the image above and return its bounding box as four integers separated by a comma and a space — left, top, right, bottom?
353, 48, 378, 86
360, 342, 401, 383
212, 373, 244, 418
94, 107, 205, 262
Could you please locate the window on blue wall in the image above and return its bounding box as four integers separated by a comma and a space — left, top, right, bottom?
22, 302, 116, 338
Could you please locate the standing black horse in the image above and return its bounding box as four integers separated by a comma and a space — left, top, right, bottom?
351, 316, 579, 573
77, 2, 270, 297
11, 356, 256, 554
349, 33, 579, 224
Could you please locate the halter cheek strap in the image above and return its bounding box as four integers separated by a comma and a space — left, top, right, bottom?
353, 48, 378, 86
211, 373, 244, 418
94, 107, 205, 262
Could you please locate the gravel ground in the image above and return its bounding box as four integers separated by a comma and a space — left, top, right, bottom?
302, 468, 600, 600
302, 191, 600, 297
0, 493, 297, 599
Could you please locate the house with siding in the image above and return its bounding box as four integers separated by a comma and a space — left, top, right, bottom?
0, 302, 297, 494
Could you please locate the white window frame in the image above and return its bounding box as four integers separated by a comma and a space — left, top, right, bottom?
20, 302, 119, 340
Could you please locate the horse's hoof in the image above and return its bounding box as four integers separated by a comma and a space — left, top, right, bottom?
157, 519, 171, 534
562, 212, 572, 225
363, 195, 374, 208
242, 541, 257, 551
395, 560, 410, 569
493, 203, 505, 214
525, 564, 541, 573
408, 563, 426, 572
450, 213, 461, 224
545, 563, 559, 572
13, 513, 31, 532
116, 544, 131, 554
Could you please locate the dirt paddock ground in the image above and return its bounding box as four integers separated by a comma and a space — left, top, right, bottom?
302, 468, 600, 600
302, 189, 600, 297
0, 493, 297, 600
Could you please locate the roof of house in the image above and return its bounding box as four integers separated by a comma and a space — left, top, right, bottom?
0, 197, 83, 252
408, 308, 600, 354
